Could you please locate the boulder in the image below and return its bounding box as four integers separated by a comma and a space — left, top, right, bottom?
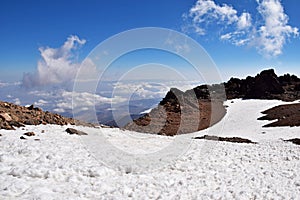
65, 128, 88, 135
20, 136, 26, 140
0, 113, 12, 122
24, 132, 35, 136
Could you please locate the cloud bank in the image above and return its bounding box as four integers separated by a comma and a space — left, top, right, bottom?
22, 35, 96, 87
186, 0, 299, 57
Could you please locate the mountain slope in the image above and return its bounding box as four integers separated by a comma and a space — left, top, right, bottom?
125, 69, 300, 135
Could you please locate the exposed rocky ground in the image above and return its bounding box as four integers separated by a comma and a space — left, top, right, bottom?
0, 101, 93, 130
124, 69, 300, 135
258, 103, 300, 127
225, 69, 300, 101
124, 87, 226, 136
193, 135, 256, 144
284, 138, 300, 145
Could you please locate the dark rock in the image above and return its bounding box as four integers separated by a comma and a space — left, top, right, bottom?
193, 135, 256, 144
295, 84, 300, 91
27, 105, 34, 110
245, 69, 284, 99
24, 132, 35, 136
284, 138, 300, 145
225, 69, 300, 101
0, 121, 14, 130
160, 88, 184, 107
258, 103, 300, 127
9, 121, 25, 128
188, 85, 210, 99
65, 128, 88, 135
20, 136, 26, 140
24, 119, 39, 125
278, 73, 300, 84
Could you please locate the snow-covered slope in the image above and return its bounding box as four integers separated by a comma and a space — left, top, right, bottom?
195, 98, 300, 141
0, 99, 299, 199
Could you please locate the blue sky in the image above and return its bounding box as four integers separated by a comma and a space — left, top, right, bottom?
0, 0, 299, 83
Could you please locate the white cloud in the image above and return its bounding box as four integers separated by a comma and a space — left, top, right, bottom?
237, 13, 252, 30
186, 0, 299, 57
34, 99, 48, 107
14, 98, 21, 105
255, 0, 299, 56
0, 81, 21, 88
0, 82, 8, 88
188, 0, 245, 34
53, 108, 66, 113
22, 35, 97, 87
220, 32, 233, 40
112, 80, 201, 100
54, 91, 127, 113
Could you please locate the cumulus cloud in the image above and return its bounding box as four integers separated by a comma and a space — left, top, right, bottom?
22, 35, 98, 87
112, 80, 201, 100
186, 0, 299, 57
56, 90, 125, 112
14, 98, 21, 105
255, 0, 299, 56
188, 0, 250, 34
237, 13, 252, 30
34, 99, 48, 107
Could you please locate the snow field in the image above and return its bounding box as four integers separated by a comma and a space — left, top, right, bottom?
0, 99, 299, 199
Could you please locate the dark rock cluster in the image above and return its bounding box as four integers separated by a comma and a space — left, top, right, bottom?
193, 135, 256, 144
258, 103, 300, 127
225, 69, 300, 101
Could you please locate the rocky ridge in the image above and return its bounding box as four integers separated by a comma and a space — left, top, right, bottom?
124, 69, 300, 136
225, 69, 300, 101
0, 101, 93, 130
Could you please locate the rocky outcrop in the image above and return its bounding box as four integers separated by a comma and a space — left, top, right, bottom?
284, 138, 300, 145
124, 69, 300, 135
225, 69, 300, 101
124, 87, 226, 136
0, 101, 94, 130
258, 103, 300, 127
193, 135, 256, 144
65, 128, 88, 135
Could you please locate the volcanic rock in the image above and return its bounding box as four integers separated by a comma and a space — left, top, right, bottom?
0, 101, 94, 130
0, 113, 12, 122
193, 135, 256, 144
284, 138, 300, 145
225, 69, 300, 101
65, 128, 88, 135
124, 69, 300, 136
125, 87, 226, 136
258, 103, 300, 127
245, 69, 284, 99
24, 132, 35, 136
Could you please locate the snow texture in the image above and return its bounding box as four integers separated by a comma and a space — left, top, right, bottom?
0, 99, 299, 199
